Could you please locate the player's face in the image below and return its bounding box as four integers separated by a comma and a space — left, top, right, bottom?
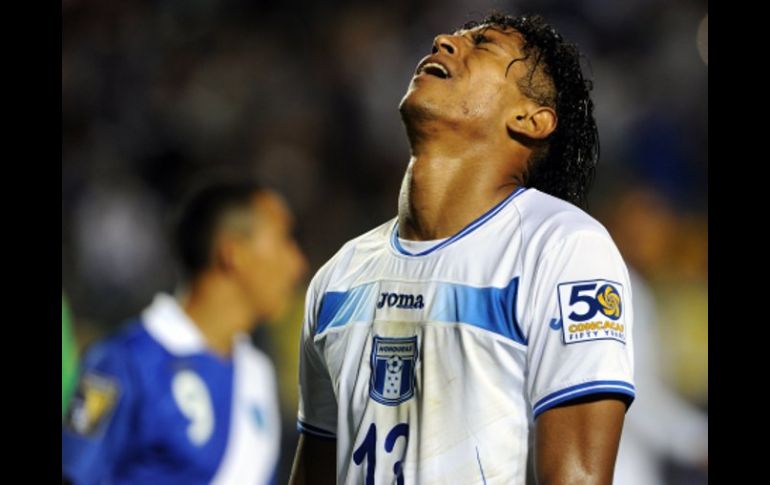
400, 24, 532, 133
235, 191, 307, 320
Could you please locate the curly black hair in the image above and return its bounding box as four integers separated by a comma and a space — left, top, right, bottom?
462, 14, 599, 209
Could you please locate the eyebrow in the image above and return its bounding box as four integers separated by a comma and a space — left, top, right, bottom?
460, 26, 521, 49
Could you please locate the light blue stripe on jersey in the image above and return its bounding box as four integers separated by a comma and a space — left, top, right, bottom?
317, 283, 380, 334
431, 278, 525, 344
391, 186, 527, 257
316, 277, 526, 345
532, 380, 636, 418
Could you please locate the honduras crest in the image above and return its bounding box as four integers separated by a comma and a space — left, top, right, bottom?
369, 336, 418, 406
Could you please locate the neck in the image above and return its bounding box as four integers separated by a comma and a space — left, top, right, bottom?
180, 275, 256, 357
398, 136, 525, 240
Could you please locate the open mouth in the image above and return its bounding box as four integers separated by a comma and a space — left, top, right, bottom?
419, 62, 450, 79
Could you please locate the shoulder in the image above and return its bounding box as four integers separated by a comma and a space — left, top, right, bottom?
67, 321, 151, 436
514, 188, 616, 257
81, 320, 153, 371
79, 318, 175, 394
308, 217, 395, 295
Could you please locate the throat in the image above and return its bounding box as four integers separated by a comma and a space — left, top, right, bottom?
397, 155, 519, 241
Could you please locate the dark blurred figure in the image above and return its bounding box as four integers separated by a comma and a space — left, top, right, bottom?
63, 179, 307, 484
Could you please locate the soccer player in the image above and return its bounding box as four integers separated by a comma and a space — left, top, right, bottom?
291, 13, 634, 485
63, 180, 307, 484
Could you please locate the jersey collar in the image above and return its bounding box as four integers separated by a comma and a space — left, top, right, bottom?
391, 186, 527, 256
142, 292, 208, 356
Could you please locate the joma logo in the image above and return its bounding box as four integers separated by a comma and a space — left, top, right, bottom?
376, 292, 425, 309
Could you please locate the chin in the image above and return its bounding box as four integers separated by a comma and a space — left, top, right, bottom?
398, 85, 418, 117
264, 299, 289, 321
399, 88, 442, 128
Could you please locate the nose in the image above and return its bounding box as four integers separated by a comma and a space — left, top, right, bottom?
432, 34, 458, 55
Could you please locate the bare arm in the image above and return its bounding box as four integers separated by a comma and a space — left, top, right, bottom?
535, 396, 626, 485
289, 433, 337, 485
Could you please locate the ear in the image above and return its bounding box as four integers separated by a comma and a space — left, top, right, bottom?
213, 235, 239, 274
506, 104, 557, 141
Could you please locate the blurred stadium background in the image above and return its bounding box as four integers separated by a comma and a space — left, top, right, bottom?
62, 0, 707, 483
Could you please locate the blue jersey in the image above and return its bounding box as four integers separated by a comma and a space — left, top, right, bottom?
63, 294, 281, 485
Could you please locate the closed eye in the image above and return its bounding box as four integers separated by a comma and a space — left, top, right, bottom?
473, 33, 489, 45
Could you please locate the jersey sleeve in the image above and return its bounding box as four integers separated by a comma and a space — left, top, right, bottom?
297, 280, 338, 440
524, 230, 635, 419
62, 340, 136, 484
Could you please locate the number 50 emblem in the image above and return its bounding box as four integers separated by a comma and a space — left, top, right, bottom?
557, 279, 626, 345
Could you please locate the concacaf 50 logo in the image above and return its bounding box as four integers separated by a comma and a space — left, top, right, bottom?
557, 279, 626, 344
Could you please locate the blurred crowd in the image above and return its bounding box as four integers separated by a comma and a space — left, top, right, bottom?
62, 0, 707, 483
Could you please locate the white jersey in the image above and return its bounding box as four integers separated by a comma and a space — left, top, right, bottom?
298, 187, 635, 485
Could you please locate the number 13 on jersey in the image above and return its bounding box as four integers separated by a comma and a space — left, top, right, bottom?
353, 422, 409, 485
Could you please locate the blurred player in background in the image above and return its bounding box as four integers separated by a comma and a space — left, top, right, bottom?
292, 13, 634, 485
614, 267, 708, 484
604, 188, 708, 484
63, 179, 307, 484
